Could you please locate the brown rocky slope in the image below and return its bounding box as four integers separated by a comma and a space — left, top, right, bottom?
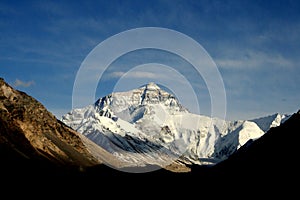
0, 77, 103, 175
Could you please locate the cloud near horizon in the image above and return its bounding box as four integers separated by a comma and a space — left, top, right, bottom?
13, 79, 35, 88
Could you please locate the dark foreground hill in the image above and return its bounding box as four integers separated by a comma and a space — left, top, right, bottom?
214, 109, 299, 178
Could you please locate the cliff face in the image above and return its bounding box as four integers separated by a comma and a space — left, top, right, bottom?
0, 78, 100, 171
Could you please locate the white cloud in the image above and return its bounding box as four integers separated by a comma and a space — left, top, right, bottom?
109, 71, 125, 78
110, 71, 162, 79
13, 79, 35, 88
216, 50, 293, 70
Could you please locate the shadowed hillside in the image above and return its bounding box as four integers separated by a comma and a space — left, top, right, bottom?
0, 77, 101, 177
213, 109, 300, 180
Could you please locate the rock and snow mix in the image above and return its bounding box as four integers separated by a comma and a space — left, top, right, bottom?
62, 83, 289, 167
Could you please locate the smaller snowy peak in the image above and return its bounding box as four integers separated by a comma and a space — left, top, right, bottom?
251, 113, 290, 132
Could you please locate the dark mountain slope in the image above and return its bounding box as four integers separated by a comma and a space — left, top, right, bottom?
207, 109, 300, 189
0, 78, 101, 178
162, 110, 299, 195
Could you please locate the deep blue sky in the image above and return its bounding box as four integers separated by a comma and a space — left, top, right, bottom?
1, 0, 300, 120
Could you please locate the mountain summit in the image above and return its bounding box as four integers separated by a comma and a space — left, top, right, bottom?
62, 82, 289, 170
93, 82, 186, 123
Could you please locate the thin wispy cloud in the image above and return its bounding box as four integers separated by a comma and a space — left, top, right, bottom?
110, 71, 161, 79
216, 51, 293, 70
259, 21, 300, 44
13, 79, 35, 88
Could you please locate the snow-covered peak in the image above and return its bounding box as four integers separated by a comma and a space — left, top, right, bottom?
136, 82, 179, 106
142, 82, 161, 90
94, 82, 187, 123
250, 113, 290, 132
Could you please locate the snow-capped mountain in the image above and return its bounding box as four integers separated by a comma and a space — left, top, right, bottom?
250, 113, 290, 132
62, 83, 287, 169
